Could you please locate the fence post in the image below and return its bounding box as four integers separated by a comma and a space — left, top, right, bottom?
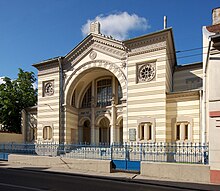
203, 143, 208, 164
111, 143, 114, 160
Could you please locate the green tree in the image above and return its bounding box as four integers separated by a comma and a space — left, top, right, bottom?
0, 69, 37, 133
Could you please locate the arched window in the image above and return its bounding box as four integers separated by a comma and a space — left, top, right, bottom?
97, 79, 112, 107
82, 85, 92, 108
43, 126, 52, 140
118, 82, 122, 104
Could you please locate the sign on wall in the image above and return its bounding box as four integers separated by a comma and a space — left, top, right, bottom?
129, 128, 136, 141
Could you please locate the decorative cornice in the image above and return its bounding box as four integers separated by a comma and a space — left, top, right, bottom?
65, 38, 94, 62
128, 40, 166, 57
126, 34, 166, 48
166, 90, 199, 99
92, 42, 126, 58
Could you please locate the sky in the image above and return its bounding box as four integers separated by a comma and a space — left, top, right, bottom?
0, 0, 219, 80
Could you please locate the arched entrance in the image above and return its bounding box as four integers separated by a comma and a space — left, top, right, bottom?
64, 64, 126, 144
99, 117, 110, 144
83, 120, 91, 144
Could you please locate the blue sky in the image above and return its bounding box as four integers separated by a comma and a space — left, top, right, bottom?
0, 0, 219, 80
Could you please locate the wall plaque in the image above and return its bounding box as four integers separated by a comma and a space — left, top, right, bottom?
129, 128, 136, 141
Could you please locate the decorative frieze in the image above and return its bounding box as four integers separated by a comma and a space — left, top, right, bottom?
95, 109, 111, 118
79, 111, 90, 116
128, 41, 166, 56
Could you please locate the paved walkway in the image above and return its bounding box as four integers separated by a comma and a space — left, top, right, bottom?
0, 161, 220, 191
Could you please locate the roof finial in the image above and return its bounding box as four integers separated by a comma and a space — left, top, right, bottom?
90, 21, 101, 34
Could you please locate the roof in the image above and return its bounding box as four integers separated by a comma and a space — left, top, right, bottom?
33, 27, 177, 68
32, 56, 61, 68
123, 27, 173, 43
123, 27, 177, 65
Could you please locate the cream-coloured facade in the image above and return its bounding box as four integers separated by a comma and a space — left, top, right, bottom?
32, 21, 206, 145
203, 7, 220, 183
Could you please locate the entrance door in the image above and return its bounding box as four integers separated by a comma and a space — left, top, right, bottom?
99, 117, 110, 144
83, 120, 91, 144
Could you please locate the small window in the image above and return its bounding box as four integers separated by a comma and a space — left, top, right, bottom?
148, 125, 152, 140
43, 126, 53, 141
139, 122, 153, 141
141, 125, 144, 140
184, 124, 188, 140
176, 124, 180, 140
175, 122, 190, 141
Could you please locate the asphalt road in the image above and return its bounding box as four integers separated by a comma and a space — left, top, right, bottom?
0, 168, 219, 191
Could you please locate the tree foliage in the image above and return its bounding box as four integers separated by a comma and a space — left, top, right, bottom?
0, 69, 37, 133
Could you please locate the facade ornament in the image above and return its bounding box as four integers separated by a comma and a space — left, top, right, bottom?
121, 61, 127, 69
89, 51, 97, 60
138, 63, 156, 82
44, 81, 54, 96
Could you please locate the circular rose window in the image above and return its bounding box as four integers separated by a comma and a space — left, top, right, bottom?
139, 64, 156, 82
45, 82, 54, 96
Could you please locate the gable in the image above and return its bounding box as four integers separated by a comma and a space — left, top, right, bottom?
63, 34, 126, 70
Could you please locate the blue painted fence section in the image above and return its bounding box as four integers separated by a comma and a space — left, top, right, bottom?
0, 153, 8, 161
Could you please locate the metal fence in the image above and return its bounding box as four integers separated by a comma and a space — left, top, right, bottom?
0, 142, 209, 164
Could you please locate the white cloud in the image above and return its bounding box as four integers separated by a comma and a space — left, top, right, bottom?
81, 12, 150, 40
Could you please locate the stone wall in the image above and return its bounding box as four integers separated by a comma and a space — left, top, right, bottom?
141, 162, 210, 183
8, 154, 111, 173
0, 132, 24, 143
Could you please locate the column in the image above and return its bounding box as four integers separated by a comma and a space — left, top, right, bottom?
110, 77, 116, 144
144, 124, 148, 140
91, 80, 95, 144
111, 102, 116, 144
115, 124, 119, 143
180, 123, 185, 141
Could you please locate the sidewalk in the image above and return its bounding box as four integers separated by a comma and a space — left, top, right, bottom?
0, 161, 220, 191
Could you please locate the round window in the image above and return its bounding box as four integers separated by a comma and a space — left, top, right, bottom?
139, 64, 156, 82
45, 82, 54, 96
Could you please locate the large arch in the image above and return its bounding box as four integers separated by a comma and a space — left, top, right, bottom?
64, 60, 127, 106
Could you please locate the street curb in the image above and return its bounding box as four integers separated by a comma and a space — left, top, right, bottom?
7, 167, 220, 191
